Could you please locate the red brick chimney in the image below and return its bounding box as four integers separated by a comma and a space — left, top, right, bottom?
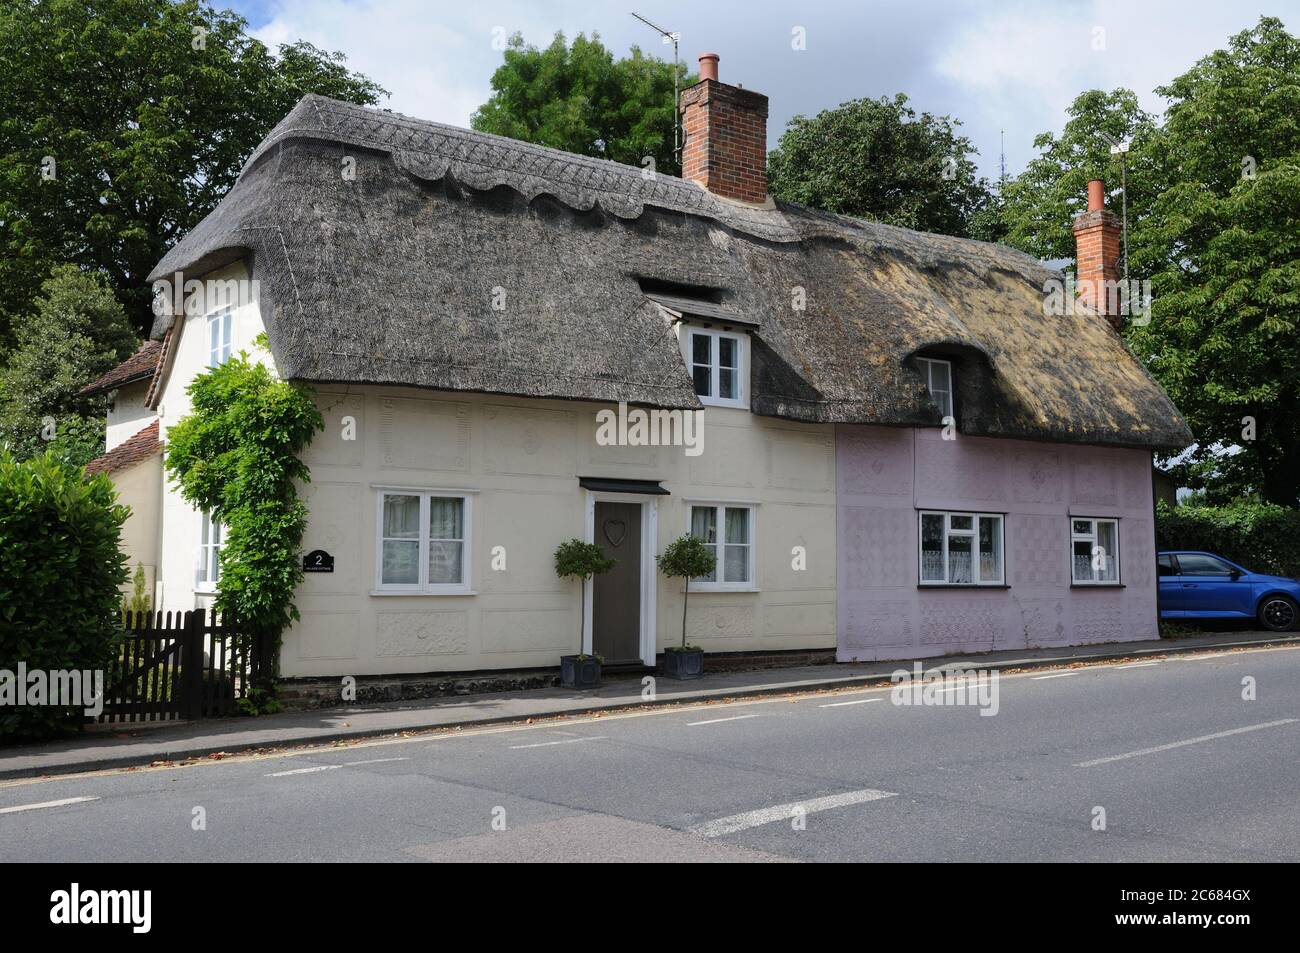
679, 53, 769, 205
1072, 179, 1123, 329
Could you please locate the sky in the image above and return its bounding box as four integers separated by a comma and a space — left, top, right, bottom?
228, 0, 1297, 181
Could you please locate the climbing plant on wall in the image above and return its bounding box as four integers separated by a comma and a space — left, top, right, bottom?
164, 339, 323, 690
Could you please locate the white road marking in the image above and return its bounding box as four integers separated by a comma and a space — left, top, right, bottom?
819, 698, 883, 708
1075, 718, 1298, 768
1113, 661, 1159, 670
508, 736, 607, 750
343, 757, 409, 767
0, 796, 98, 815
1032, 672, 1077, 680
1178, 652, 1235, 662
693, 788, 898, 838
265, 765, 343, 777
687, 714, 762, 726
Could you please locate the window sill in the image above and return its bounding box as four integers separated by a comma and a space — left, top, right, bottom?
917, 584, 1010, 589
194, 586, 218, 595
369, 589, 476, 597
689, 585, 760, 593
697, 398, 749, 411
1071, 583, 1125, 589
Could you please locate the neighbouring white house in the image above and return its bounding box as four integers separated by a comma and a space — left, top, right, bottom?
86, 54, 1191, 680
82, 340, 164, 603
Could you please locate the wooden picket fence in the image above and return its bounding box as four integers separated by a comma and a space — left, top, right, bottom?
100, 609, 272, 723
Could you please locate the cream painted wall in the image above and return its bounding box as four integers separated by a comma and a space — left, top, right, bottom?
155, 262, 269, 614
113, 456, 162, 601
105, 381, 155, 451
283, 386, 839, 677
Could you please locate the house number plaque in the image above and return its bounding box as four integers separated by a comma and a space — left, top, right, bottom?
303, 550, 335, 573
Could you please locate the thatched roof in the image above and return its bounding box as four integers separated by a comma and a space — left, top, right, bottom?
149, 95, 1191, 449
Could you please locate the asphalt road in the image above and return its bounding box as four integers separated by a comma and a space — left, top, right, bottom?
2, 645, 1297, 862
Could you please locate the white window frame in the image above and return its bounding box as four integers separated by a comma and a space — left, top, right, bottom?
195, 509, 223, 592
207, 305, 233, 367
372, 488, 474, 595
681, 326, 748, 409
1071, 517, 1121, 585
917, 357, 953, 419
917, 510, 1004, 586
687, 501, 758, 591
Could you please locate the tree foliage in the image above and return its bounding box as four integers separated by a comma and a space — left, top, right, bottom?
163, 347, 323, 656
0, 449, 130, 739
655, 534, 716, 651
767, 94, 994, 238
996, 17, 1300, 506
553, 538, 616, 659
472, 32, 692, 176
0, 0, 387, 345
0, 265, 138, 466
1157, 500, 1300, 579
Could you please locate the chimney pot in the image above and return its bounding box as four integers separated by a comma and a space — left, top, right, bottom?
698, 53, 719, 82
1087, 179, 1105, 212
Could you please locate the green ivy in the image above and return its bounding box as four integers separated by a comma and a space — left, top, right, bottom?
164, 347, 323, 689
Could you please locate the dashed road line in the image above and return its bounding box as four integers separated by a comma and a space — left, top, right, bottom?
1075, 719, 1298, 768
0, 796, 98, 815
265, 765, 343, 778
1113, 661, 1159, 670
687, 714, 762, 727
508, 736, 607, 750
1032, 672, 1078, 680
692, 788, 898, 838
819, 698, 883, 708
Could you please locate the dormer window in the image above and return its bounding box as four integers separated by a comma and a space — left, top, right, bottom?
683, 326, 747, 409
917, 356, 953, 419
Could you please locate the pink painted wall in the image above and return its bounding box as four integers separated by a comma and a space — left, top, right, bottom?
836, 426, 1159, 662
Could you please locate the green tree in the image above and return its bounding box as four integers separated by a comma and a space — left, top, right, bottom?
766, 94, 994, 237
164, 345, 323, 668
553, 538, 616, 659
472, 32, 692, 176
655, 534, 717, 651
0, 265, 138, 466
0, 0, 387, 345
1129, 17, 1300, 506
996, 88, 1159, 261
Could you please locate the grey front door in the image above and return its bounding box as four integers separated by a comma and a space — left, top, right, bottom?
592, 501, 642, 664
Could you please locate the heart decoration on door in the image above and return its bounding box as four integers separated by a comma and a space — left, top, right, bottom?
603, 519, 627, 547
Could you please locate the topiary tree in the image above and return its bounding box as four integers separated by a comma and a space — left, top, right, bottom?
164, 343, 323, 695
655, 534, 717, 651
0, 450, 129, 739
553, 538, 616, 659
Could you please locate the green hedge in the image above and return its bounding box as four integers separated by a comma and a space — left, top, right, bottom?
0, 451, 129, 740
1155, 500, 1300, 578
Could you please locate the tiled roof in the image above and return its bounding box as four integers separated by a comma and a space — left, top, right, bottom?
80, 340, 163, 397
84, 420, 161, 476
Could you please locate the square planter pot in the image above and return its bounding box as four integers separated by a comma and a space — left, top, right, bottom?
661, 648, 705, 680
560, 654, 602, 689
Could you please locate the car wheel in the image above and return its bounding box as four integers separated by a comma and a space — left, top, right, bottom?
1257, 595, 1298, 632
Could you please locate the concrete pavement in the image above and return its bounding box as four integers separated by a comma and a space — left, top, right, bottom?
0, 640, 1296, 862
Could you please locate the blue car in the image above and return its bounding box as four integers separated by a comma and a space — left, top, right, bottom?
1158, 551, 1300, 631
